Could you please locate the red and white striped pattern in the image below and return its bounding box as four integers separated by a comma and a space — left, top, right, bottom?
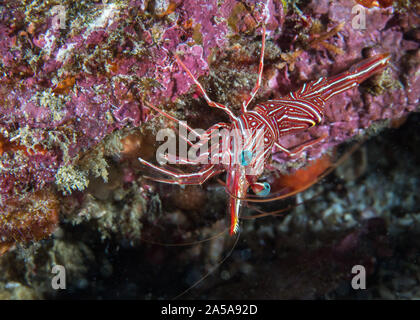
138, 22, 390, 235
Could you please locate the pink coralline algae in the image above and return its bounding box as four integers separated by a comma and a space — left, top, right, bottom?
0, 0, 419, 201
269, 0, 419, 163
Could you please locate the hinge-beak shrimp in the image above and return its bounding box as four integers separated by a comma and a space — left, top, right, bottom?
138, 25, 390, 236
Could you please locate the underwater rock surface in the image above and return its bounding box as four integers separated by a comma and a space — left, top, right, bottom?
0, 0, 419, 299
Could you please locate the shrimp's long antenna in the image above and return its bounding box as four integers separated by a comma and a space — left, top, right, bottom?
240, 189, 323, 219
139, 227, 228, 247
172, 228, 241, 300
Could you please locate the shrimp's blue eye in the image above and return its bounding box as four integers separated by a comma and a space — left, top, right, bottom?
240, 150, 253, 166
256, 182, 271, 197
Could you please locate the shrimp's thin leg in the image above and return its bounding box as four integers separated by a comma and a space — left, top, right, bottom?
144, 101, 201, 146
175, 55, 237, 120
146, 167, 223, 185
139, 157, 221, 185
138, 157, 218, 181
275, 134, 327, 157
146, 100, 229, 149
242, 25, 266, 113
163, 153, 209, 165
160, 121, 227, 165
